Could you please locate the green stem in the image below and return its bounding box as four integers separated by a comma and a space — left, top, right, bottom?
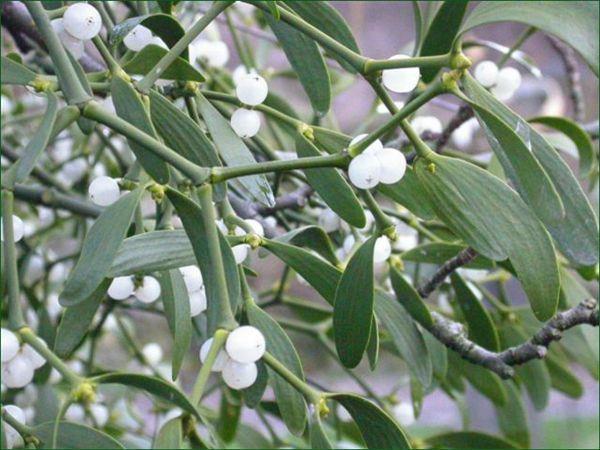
211, 153, 348, 183
83, 101, 209, 183
262, 352, 323, 404
498, 26, 537, 68
2, 190, 25, 329
364, 53, 452, 73
1, 408, 37, 445
25, 2, 91, 105
137, 1, 232, 91
361, 190, 395, 234
91, 36, 122, 75
52, 398, 72, 449
225, 10, 254, 69
190, 328, 229, 405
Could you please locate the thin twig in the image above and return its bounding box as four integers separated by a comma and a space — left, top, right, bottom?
547, 35, 585, 122
417, 247, 478, 297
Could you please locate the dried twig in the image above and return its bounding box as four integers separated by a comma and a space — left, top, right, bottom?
547, 35, 585, 122
417, 247, 478, 297
434, 104, 474, 153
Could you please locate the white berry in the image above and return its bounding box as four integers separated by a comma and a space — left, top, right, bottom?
232, 65, 257, 86
382, 54, 421, 93
88, 176, 120, 206
244, 219, 264, 237
89, 403, 109, 427
348, 153, 381, 189
318, 208, 341, 232
1, 329, 19, 363
236, 74, 268, 106
21, 343, 46, 369
142, 342, 163, 365
393, 402, 415, 426
491, 67, 521, 100
188, 288, 207, 317
65, 403, 85, 422
374, 147, 406, 184
232, 245, 249, 264
410, 116, 442, 136
107, 276, 134, 300
2, 405, 25, 449
51, 19, 85, 58
349, 134, 383, 155
225, 326, 266, 363
199, 337, 230, 372
123, 25, 153, 51
2, 354, 34, 388
230, 108, 261, 138
1, 215, 24, 243
374, 236, 392, 263
179, 265, 203, 292
190, 39, 230, 68
63, 3, 102, 40
222, 360, 257, 390
135, 276, 161, 303
474, 60, 499, 88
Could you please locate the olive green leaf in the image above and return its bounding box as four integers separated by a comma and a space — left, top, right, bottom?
154, 417, 183, 449
274, 226, 339, 266
217, 388, 242, 443
60, 187, 145, 307
425, 431, 518, 449
401, 242, 494, 269
450, 352, 507, 406
366, 318, 380, 371
390, 267, 433, 328
33, 422, 125, 449
494, 381, 530, 447
295, 134, 365, 228
123, 45, 204, 81
545, 350, 583, 398
378, 167, 437, 220
243, 360, 269, 408
1, 56, 37, 85
309, 409, 333, 449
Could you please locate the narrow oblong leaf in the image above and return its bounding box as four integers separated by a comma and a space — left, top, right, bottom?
60, 187, 145, 307
243, 361, 269, 408
366, 317, 380, 370
330, 394, 411, 449
154, 417, 183, 449
33, 422, 124, 449
450, 353, 507, 406
415, 153, 560, 321
378, 167, 437, 220
54, 279, 110, 358
247, 303, 307, 436
274, 226, 339, 266
123, 44, 205, 81
195, 92, 274, 207
494, 381, 530, 447
401, 242, 494, 269
309, 410, 333, 449
334, 236, 376, 368
426, 431, 519, 449
1, 56, 37, 85
545, 351, 583, 398
390, 267, 433, 328
93, 372, 201, 419
265, 13, 331, 115
295, 134, 365, 228
156, 270, 192, 380
111, 76, 170, 183
451, 274, 499, 351
312, 126, 350, 154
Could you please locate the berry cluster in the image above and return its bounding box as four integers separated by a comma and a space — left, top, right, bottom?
107, 275, 161, 304
230, 74, 269, 138
200, 326, 266, 390
1, 329, 46, 389
216, 218, 265, 264
347, 135, 407, 189
50, 3, 102, 59
474, 60, 522, 100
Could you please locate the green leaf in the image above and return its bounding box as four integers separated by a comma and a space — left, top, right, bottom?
123, 44, 205, 81
195, 92, 274, 207
529, 115, 597, 176
33, 422, 124, 449
426, 431, 519, 449
545, 350, 583, 398
154, 417, 183, 449
329, 394, 411, 449
460, 73, 599, 267
3, 92, 58, 188
374, 290, 432, 388
366, 317, 380, 370
1, 56, 37, 85
334, 236, 376, 368
60, 187, 144, 306
459, 1, 599, 76
166, 188, 240, 333
499, 324, 550, 410
378, 167, 437, 220
111, 76, 170, 183
233, 424, 272, 449
450, 352, 507, 406
65, 52, 95, 131
93, 372, 200, 419
415, 153, 560, 321
54, 279, 110, 358
295, 134, 365, 228
243, 360, 269, 408
419, 0, 469, 82
149, 91, 225, 201
423, 330, 447, 381
274, 225, 339, 266
109, 13, 188, 58
309, 411, 333, 448
217, 388, 242, 443
401, 242, 494, 269
312, 126, 350, 154
463, 75, 565, 225
265, 12, 331, 115
494, 381, 530, 448
247, 302, 307, 435
451, 274, 499, 351
390, 267, 433, 328
285, 1, 361, 73
156, 270, 192, 380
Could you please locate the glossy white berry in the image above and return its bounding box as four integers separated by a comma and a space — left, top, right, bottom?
343, 234, 358, 255
142, 343, 163, 365
189, 288, 207, 317
2, 354, 34, 388
245, 219, 264, 237
179, 265, 203, 292
318, 208, 341, 232
232, 65, 257, 86
373, 236, 392, 263
225, 326, 266, 363
63, 3, 102, 40
88, 176, 120, 206
3, 405, 25, 449
374, 147, 406, 184
123, 25, 153, 51
1, 215, 24, 243
394, 221, 418, 251
236, 74, 268, 106
451, 117, 479, 149
51, 19, 85, 58
348, 153, 381, 189
1, 329, 20, 363
393, 402, 415, 426
135, 276, 161, 303
382, 54, 421, 93
474, 60, 499, 88
232, 245, 249, 264
263, 216, 277, 229
199, 337, 230, 372
349, 134, 383, 155
230, 108, 261, 138
90, 404, 109, 427
21, 343, 46, 369
107, 276, 135, 300
190, 39, 230, 67
64, 403, 85, 422
491, 67, 521, 100
222, 360, 257, 390
410, 116, 442, 136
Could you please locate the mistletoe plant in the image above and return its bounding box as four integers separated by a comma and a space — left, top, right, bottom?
1, 1, 599, 449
